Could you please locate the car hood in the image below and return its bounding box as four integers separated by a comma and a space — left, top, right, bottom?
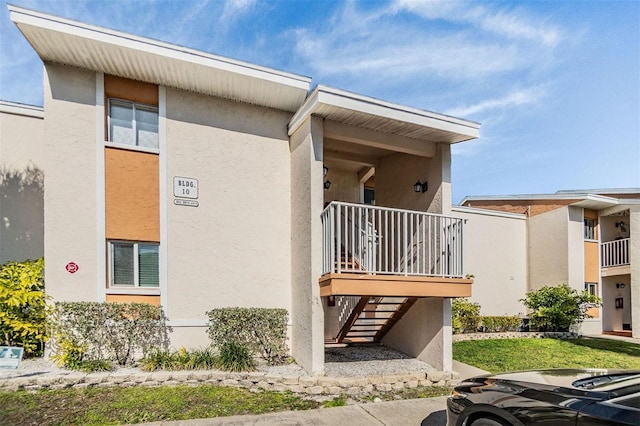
481, 369, 638, 390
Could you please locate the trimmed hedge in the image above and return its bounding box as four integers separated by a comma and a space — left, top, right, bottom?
453, 298, 521, 334
50, 302, 171, 367
207, 307, 288, 365
478, 316, 522, 333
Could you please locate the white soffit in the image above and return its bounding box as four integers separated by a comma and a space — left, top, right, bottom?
9, 6, 311, 112
289, 85, 480, 143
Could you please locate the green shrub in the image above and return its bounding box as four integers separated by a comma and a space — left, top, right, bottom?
0, 258, 48, 356
141, 347, 218, 371
521, 284, 601, 332
452, 298, 481, 334
50, 302, 171, 366
219, 341, 255, 372
479, 316, 521, 333
207, 307, 288, 365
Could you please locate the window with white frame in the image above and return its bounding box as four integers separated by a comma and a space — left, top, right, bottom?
584, 219, 596, 240
108, 241, 159, 287
108, 99, 159, 149
585, 282, 598, 297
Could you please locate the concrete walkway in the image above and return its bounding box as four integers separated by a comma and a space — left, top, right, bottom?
451, 360, 490, 380
142, 396, 450, 426
584, 334, 640, 345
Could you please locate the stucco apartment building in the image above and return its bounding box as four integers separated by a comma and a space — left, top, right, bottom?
454, 189, 640, 338
1, 6, 481, 374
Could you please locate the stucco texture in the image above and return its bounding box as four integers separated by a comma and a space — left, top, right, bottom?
164, 88, 292, 322
454, 208, 528, 316
0, 110, 44, 264
43, 64, 99, 303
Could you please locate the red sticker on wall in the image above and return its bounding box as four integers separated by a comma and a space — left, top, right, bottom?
65, 262, 79, 274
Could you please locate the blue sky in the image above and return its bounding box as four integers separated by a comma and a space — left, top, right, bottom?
1, 0, 638, 203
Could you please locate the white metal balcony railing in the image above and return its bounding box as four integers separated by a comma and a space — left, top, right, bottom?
321, 201, 465, 278
601, 238, 630, 268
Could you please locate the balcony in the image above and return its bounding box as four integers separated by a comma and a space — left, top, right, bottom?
319, 202, 472, 298
601, 238, 630, 277
320, 202, 472, 343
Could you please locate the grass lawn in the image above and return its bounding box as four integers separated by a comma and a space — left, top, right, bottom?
453, 337, 640, 373
0, 385, 319, 426
0, 383, 453, 426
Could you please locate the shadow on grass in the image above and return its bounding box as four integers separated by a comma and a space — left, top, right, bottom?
562, 337, 640, 357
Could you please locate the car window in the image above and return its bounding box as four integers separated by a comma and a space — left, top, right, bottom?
609, 393, 640, 409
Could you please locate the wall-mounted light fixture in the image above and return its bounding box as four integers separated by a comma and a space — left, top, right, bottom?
323, 165, 329, 177
616, 283, 626, 289
615, 221, 627, 233
324, 180, 331, 190
414, 180, 428, 193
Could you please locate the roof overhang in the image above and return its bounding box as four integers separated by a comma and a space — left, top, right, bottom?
459, 193, 626, 211
9, 5, 311, 112
0, 100, 44, 118
288, 85, 480, 143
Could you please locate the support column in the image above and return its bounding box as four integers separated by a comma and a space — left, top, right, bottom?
382, 297, 452, 370
630, 205, 640, 338
289, 116, 325, 375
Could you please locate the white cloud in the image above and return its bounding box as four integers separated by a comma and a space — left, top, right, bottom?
446, 85, 547, 117
219, 0, 256, 24
392, 0, 562, 47
292, 0, 563, 91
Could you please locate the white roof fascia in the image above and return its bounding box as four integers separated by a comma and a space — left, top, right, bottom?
9, 5, 311, 110
288, 86, 321, 135
288, 85, 480, 140
460, 193, 621, 210
0, 100, 44, 118
452, 206, 526, 220
556, 188, 640, 196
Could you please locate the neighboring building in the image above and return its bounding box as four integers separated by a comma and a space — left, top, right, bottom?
0, 101, 44, 264
3, 6, 480, 374
457, 189, 640, 338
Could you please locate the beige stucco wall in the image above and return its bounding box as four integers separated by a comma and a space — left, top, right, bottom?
375, 144, 450, 214
0, 106, 44, 264
567, 206, 585, 291
42, 64, 99, 303
602, 275, 631, 332
289, 116, 325, 375
528, 206, 569, 290
323, 168, 360, 204
164, 88, 293, 347
382, 298, 452, 370
630, 205, 640, 338
375, 144, 452, 370
452, 207, 528, 316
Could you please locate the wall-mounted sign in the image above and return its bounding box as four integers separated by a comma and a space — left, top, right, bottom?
173, 177, 198, 199
174, 199, 199, 207
65, 262, 79, 274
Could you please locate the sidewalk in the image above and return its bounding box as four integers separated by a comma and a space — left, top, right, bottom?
141, 396, 450, 426
584, 334, 640, 345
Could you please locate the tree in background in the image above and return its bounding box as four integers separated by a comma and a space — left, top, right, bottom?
0, 258, 48, 356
